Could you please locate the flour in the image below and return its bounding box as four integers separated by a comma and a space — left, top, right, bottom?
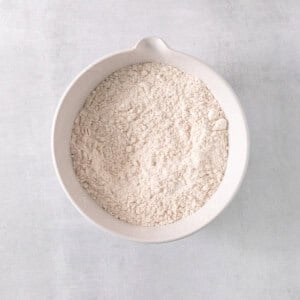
70, 63, 228, 226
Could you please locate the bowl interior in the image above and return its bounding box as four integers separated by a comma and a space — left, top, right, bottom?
52, 38, 249, 242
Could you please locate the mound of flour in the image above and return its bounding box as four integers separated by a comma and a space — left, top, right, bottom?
70, 63, 228, 226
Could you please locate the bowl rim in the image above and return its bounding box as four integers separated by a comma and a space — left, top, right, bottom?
51, 36, 250, 243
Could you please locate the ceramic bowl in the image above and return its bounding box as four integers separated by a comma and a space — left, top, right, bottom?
52, 37, 249, 243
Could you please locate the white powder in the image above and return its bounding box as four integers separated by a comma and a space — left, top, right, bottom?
70, 63, 228, 226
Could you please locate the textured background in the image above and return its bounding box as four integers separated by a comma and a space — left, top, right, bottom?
1, 1, 300, 299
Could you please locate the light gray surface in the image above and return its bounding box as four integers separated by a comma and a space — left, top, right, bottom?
1, 1, 299, 299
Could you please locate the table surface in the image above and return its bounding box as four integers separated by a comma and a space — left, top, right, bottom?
1, 1, 300, 299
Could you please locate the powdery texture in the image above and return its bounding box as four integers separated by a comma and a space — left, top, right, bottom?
70, 63, 228, 226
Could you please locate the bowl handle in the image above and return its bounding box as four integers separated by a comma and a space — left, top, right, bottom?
134, 37, 169, 52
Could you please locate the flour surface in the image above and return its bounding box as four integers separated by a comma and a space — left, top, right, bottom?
70, 63, 228, 226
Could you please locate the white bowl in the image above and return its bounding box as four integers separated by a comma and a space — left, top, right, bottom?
52, 37, 249, 243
